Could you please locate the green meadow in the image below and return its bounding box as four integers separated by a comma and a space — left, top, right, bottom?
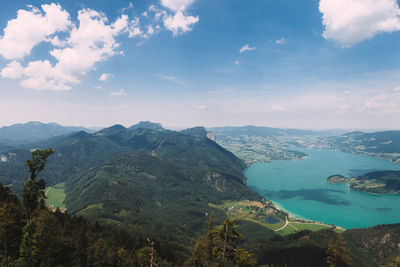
45, 183, 66, 209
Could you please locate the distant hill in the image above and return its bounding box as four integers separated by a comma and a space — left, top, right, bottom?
210, 125, 345, 138
318, 130, 400, 164
129, 121, 166, 131
0, 121, 94, 144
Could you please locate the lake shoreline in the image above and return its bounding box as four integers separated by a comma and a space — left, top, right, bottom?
245, 147, 400, 229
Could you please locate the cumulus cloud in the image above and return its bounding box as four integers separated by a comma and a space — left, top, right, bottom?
99, 73, 113, 81
234, 60, 240, 65
0, 61, 23, 79
196, 105, 207, 109
394, 86, 400, 92
319, 0, 400, 46
0, 2, 200, 90
109, 89, 128, 96
0, 3, 72, 60
163, 10, 198, 36
0, 4, 143, 90
239, 44, 256, 53
161, 0, 195, 11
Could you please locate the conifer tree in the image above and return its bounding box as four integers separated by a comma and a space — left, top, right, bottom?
21, 149, 54, 223
326, 235, 352, 267
17, 148, 53, 266
217, 218, 243, 265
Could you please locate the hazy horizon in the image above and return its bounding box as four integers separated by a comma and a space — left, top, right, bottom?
1, 120, 399, 133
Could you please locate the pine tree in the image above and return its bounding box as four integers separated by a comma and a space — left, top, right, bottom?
326, 235, 352, 267
217, 218, 243, 265
17, 148, 54, 266
21, 149, 54, 223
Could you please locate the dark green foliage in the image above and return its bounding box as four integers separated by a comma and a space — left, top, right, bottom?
21, 149, 54, 221
343, 224, 400, 266
326, 235, 352, 267
185, 216, 256, 267
359, 170, 400, 193
0, 181, 173, 266
0, 126, 247, 193
0, 184, 25, 266
64, 150, 260, 263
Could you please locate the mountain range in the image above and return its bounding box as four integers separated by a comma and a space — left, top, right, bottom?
1, 122, 400, 265
0, 121, 94, 145
0, 122, 266, 257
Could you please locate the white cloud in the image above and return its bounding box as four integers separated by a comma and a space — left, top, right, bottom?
121, 3, 134, 13
0, 5, 143, 91
239, 44, 256, 53
276, 38, 286, 44
99, 73, 113, 81
319, 0, 400, 46
1, 61, 23, 79
0, 3, 72, 60
394, 86, 400, 92
0, 2, 200, 90
364, 94, 394, 109
127, 17, 142, 38
163, 10, 199, 36
148, 25, 155, 35
109, 89, 128, 96
234, 60, 240, 65
161, 0, 195, 11
196, 105, 207, 109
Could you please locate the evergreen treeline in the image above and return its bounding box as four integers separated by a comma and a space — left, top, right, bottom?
2, 148, 400, 266
0, 182, 257, 266
0, 149, 256, 266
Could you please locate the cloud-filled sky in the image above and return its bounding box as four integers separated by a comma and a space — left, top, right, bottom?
0, 0, 400, 130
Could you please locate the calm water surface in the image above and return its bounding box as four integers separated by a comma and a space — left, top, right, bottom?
245, 148, 400, 229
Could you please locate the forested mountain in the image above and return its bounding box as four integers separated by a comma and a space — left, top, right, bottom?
0, 125, 262, 249
0, 125, 245, 191
128, 121, 166, 131
1, 126, 400, 266
0, 121, 93, 144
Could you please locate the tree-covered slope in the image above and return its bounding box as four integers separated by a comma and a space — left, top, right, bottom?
65, 150, 261, 243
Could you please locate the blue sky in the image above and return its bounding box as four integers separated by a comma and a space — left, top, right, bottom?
0, 0, 400, 130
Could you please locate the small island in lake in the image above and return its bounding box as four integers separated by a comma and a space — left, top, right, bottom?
327, 171, 400, 194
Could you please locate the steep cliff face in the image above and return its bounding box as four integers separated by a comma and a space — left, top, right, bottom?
207, 131, 216, 141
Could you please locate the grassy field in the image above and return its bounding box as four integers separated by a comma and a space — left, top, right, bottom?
211, 200, 342, 236
45, 183, 66, 209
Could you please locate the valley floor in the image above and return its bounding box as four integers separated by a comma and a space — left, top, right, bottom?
209, 200, 343, 236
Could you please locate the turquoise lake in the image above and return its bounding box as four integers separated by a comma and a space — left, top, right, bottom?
245, 148, 400, 229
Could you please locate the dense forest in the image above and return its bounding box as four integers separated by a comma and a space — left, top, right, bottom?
1, 148, 400, 266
